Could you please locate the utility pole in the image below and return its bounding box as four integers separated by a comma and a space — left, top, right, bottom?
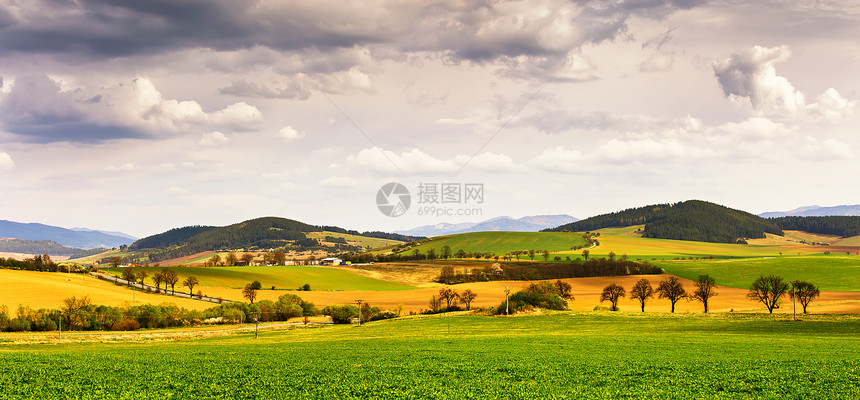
504, 285, 510, 315
791, 282, 797, 321
356, 299, 364, 325
254, 313, 259, 339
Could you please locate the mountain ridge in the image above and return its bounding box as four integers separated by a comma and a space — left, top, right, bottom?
395, 214, 579, 237
0, 220, 135, 249
759, 205, 860, 218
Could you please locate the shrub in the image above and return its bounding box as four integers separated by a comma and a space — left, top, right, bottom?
9, 318, 31, 332
323, 305, 358, 324
111, 318, 141, 331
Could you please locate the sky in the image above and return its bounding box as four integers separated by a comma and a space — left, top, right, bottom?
0, 0, 858, 238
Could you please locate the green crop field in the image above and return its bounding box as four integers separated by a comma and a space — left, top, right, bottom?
1, 313, 858, 399
405, 231, 589, 255
104, 265, 414, 291
654, 255, 860, 291
307, 231, 403, 249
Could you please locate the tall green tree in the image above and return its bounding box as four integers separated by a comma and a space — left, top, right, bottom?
747, 275, 789, 314
441, 245, 452, 260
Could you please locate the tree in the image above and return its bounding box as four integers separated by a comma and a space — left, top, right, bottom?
428, 295, 442, 313
242, 284, 258, 304
455, 249, 467, 259
581, 249, 590, 261
427, 248, 437, 260
554, 280, 573, 300
542, 250, 550, 261
656, 276, 686, 313
161, 269, 179, 294
136, 271, 148, 288
689, 274, 718, 313
250, 280, 263, 290
629, 279, 654, 312
208, 253, 221, 267
241, 253, 254, 265
272, 251, 286, 266
438, 287, 458, 309
608, 251, 616, 261
183, 276, 199, 296
121, 268, 136, 287
459, 289, 477, 310
152, 271, 164, 293
62, 295, 91, 330
790, 281, 820, 314
528, 249, 536, 261
747, 275, 789, 313
600, 284, 626, 311
110, 256, 123, 268
441, 245, 452, 260
225, 252, 238, 266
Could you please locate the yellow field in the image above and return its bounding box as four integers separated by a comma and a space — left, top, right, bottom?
834, 234, 860, 246
565, 226, 824, 258
306, 231, 403, 250
781, 230, 842, 244
0, 270, 211, 310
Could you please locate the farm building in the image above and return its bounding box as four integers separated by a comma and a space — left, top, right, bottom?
320, 257, 343, 266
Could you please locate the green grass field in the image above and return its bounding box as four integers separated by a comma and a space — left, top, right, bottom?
405, 231, 589, 256
654, 255, 860, 291
307, 231, 403, 250
104, 265, 414, 291
2, 313, 858, 398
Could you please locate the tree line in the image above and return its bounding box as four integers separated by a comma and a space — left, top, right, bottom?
770, 216, 860, 237
437, 257, 662, 284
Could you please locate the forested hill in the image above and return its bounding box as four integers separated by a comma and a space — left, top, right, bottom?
770, 216, 860, 237
545, 200, 783, 244
129, 225, 216, 250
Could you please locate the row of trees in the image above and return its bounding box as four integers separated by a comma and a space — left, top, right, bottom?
747, 276, 820, 314
119, 268, 200, 296
427, 288, 479, 313
599, 276, 717, 313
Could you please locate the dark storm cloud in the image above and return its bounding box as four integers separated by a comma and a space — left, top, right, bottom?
0, 0, 706, 61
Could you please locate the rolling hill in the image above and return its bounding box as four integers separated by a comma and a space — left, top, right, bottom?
0, 238, 82, 257
545, 200, 783, 244
396, 214, 578, 237
759, 204, 860, 218
0, 220, 135, 248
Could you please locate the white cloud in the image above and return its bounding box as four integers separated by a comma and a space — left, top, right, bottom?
105, 163, 137, 171
713, 45, 805, 116
454, 152, 526, 173
796, 138, 853, 161
277, 126, 306, 141
807, 88, 855, 123
0, 152, 14, 169
319, 176, 362, 187
639, 51, 674, 73
530, 146, 586, 173
200, 131, 230, 146
348, 147, 460, 174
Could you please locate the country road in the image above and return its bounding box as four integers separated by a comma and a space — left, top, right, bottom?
89, 271, 232, 304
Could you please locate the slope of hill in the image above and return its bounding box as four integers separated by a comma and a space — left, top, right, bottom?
545, 200, 783, 244
129, 225, 217, 250
759, 204, 860, 218
396, 214, 578, 237
0, 238, 82, 257
769, 216, 860, 237
0, 220, 135, 249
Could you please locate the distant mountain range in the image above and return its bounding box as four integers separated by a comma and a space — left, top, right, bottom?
759, 205, 860, 218
395, 214, 579, 237
0, 220, 136, 249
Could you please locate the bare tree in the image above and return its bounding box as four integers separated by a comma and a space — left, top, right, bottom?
542, 250, 550, 261
689, 274, 718, 313
428, 295, 442, 313
790, 281, 820, 314
582, 249, 590, 261
110, 256, 123, 268
161, 269, 179, 294
241, 253, 254, 265
459, 289, 477, 310
152, 271, 164, 293
600, 284, 626, 311
629, 279, 654, 312
183, 276, 200, 296
136, 271, 148, 288
438, 287, 459, 309
656, 276, 686, 313
554, 280, 573, 300
747, 275, 788, 313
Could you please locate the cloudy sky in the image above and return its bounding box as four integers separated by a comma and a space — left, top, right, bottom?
1, 0, 858, 238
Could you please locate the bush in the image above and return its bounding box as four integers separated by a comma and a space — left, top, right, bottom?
111, 318, 141, 331
9, 318, 31, 332
497, 282, 568, 314
323, 305, 357, 324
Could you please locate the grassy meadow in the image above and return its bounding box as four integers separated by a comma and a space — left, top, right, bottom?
104, 265, 414, 291
2, 313, 858, 399
654, 255, 860, 291
403, 231, 590, 256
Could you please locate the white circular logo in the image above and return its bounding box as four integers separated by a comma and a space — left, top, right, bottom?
376, 182, 411, 217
